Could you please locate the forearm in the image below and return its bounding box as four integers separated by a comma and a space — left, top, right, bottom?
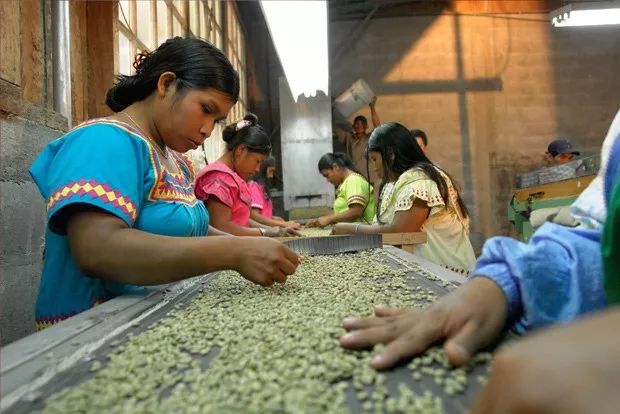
346, 221, 418, 235
70, 224, 240, 285
250, 210, 286, 227
210, 218, 262, 236
207, 225, 231, 236
326, 206, 364, 225
347, 223, 385, 234
471, 224, 606, 333
370, 105, 381, 128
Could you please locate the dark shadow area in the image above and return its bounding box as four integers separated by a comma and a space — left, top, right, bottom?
550, 25, 620, 154
237, 2, 288, 217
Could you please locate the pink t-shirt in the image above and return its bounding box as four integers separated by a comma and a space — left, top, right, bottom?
194, 161, 252, 227
248, 181, 273, 218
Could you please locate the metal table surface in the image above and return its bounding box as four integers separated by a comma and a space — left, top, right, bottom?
1, 247, 487, 413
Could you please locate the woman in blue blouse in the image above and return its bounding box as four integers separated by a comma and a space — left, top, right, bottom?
30, 37, 300, 329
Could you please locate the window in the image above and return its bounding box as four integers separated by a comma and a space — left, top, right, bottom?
225, 1, 248, 122
116, 0, 248, 170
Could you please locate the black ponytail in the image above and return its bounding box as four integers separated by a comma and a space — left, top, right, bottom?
106, 37, 239, 112
318, 152, 372, 221
317, 152, 358, 173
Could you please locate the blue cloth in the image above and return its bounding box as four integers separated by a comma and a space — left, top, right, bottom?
471, 223, 606, 334
30, 119, 209, 328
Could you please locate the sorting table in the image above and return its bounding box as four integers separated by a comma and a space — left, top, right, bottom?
1, 247, 490, 414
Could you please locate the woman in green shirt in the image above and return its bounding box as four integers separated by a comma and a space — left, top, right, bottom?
307, 152, 376, 228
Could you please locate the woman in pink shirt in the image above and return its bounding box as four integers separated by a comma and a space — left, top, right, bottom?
195, 114, 298, 237
249, 157, 300, 229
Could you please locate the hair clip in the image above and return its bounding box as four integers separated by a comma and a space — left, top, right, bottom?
133, 50, 151, 74
236, 120, 251, 131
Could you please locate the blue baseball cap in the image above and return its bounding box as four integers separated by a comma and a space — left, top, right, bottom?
547, 138, 580, 157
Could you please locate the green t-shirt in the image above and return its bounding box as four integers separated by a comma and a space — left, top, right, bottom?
602, 179, 620, 304
333, 173, 376, 223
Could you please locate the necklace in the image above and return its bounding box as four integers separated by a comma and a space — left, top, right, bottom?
121, 111, 168, 159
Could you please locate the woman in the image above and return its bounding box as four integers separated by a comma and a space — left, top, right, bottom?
307, 152, 376, 228
333, 123, 475, 274
195, 114, 298, 237
249, 156, 300, 229
29, 38, 300, 329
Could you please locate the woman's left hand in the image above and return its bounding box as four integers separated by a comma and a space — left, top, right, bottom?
331, 223, 356, 235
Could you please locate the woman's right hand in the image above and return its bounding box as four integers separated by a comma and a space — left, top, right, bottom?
339, 277, 508, 369
263, 226, 301, 237
235, 237, 301, 286
305, 219, 320, 228
283, 220, 301, 230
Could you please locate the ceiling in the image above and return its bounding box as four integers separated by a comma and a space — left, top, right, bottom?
329, 0, 449, 21
328, 0, 566, 21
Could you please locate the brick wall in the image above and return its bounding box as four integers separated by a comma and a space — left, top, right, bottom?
330, 13, 620, 239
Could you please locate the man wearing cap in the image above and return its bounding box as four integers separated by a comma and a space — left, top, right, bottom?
545, 138, 581, 165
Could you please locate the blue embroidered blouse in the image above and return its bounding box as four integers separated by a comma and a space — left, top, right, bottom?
29, 119, 209, 329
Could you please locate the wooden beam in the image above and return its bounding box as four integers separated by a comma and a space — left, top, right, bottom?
0, 79, 68, 131
451, 0, 562, 14
381, 232, 427, 246
513, 175, 596, 204
20, 0, 44, 104
275, 232, 428, 246
86, 1, 115, 119
69, 0, 88, 124
0, 0, 21, 85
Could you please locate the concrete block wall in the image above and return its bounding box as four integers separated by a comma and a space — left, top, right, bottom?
0, 117, 62, 345
330, 13, 620, 238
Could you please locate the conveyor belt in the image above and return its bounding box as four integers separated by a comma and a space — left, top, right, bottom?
1, 247, 489, 413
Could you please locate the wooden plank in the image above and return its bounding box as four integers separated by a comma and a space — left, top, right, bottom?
276, 232, 428, 246
0, 0, 21, 85
0, 79, 68, 131
401, 244, 415, 254
42, 0, 54, 108
86, 1, 115, 118
381, 232, 427, 246
19, 0, 44, 104
69, 0, 88, 124
452, 0, 562, 14
513, 175, 596, 203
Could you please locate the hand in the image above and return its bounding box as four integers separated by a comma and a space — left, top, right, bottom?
339, 277, 507, 369
370, 96, 377, 107
331, 223, 356, 235
471, 308, 620, 414
305, 219, 320, 228
283, 220, 301, 230
280, 226, 302, 237
235, 237, 301, 286
262, 226, 301, 238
